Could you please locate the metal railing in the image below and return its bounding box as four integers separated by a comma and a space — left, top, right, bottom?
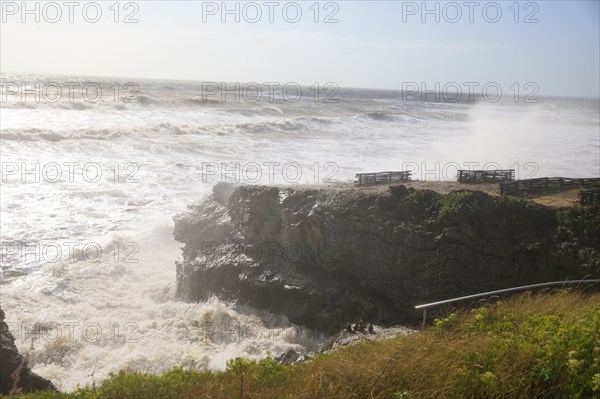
415, 279, 600, 326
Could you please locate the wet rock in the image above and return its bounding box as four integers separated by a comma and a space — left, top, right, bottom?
174, 183, 596, 331
0, 307, 55, 394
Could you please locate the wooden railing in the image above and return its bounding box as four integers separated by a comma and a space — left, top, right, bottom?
457, 169, 515, 183
579, 189, 600, 206
500, 177, 600, 196
355, 171, 411, 186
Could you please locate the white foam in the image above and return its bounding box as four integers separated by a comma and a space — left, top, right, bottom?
2, 73, 598, 391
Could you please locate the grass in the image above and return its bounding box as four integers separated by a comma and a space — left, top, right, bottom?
7, 289, 599, 399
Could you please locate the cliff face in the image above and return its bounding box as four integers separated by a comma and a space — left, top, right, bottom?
0, 307, 55, 394
174, 183, 598, 331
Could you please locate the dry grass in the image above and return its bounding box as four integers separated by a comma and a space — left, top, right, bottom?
10, 289, 600, 399
527, 188, 581, 208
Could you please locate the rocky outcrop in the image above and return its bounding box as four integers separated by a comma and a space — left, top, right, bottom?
0, 307, 55, 394
320, 324, 415, 353
274, 324, 414, 365
174, 183, 598, 332
275, 349, 308, 365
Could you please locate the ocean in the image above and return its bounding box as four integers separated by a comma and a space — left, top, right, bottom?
1, 72, 598, 390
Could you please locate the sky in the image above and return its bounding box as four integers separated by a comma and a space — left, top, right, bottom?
1, 0, 599, 97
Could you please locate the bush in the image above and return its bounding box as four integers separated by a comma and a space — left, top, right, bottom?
389, 185, 409, 199
436, 190, 482, 223
492, 195, 556, 229
404, 189, 442, 215
557, 205, 600, 244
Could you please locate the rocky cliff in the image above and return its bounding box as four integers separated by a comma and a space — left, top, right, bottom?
174, 183, 598, 332
0, 307, 55, 395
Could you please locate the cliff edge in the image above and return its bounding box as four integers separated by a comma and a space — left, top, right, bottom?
174, 183, 598, 331
0, 307, 55, 394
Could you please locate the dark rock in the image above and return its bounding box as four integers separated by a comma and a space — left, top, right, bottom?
174, 183, 598, 332
0, 307, 55, 394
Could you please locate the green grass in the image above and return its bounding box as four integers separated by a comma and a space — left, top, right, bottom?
8, 290, 599, 399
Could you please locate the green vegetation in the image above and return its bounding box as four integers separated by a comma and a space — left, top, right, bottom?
558, 205, 600, 244
491, 195, 555, 228
404, 189, 442, 215
400, 188, 556, 229
436, 190, 481, 223
435, 190, 556, 227
8, 290, 599, 399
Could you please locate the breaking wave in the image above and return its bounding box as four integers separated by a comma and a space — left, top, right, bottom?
2, 72, 598, 391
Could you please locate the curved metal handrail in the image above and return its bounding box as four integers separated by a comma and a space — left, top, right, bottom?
415, 279, 600, 325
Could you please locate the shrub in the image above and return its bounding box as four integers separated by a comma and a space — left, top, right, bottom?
389, 185, 409, 199
436, 190, 482, 223
404, 189, 442, 215
493, 195, 555, 228
557, 205, 600, 244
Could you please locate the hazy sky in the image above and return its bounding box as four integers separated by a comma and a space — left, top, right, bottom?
1, 1, 599, 97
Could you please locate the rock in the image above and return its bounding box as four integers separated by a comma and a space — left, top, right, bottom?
174, 183, 597, 332
274, 324, 414, 366
321, 325, 415, 352
0, 307, 55, 394
275, 349, 308, 365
